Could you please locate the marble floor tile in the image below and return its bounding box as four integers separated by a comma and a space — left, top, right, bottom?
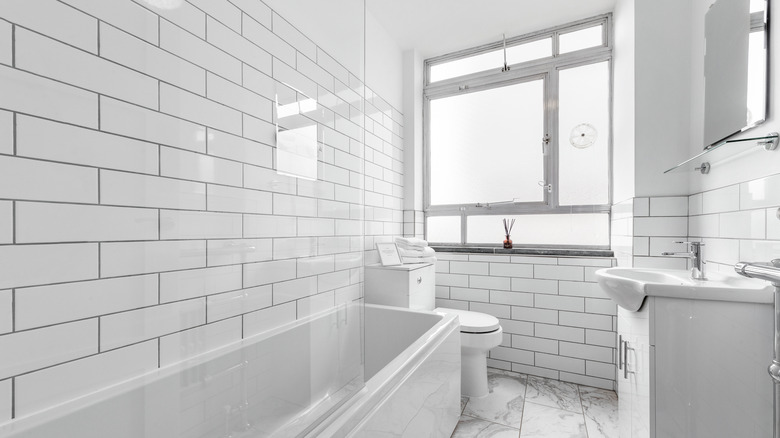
519, 402, 587, 438
451, 415, 520, 438
579, 386, 618, 438
462, 369, 527, 428
524, 375, 582, 413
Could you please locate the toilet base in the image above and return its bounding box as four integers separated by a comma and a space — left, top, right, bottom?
459, 328, 503, 398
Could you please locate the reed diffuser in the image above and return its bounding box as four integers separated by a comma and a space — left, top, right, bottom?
503, 218, 515, 249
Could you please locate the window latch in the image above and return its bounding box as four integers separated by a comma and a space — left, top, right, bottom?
538, 181, 552, 193
542, 134, 550, 154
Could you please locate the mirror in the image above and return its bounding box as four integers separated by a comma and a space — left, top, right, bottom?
703, 0, 768, 148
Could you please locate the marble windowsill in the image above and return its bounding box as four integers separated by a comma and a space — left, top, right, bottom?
430, 246, 614, 258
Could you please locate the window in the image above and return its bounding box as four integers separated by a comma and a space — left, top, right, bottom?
424, 15, 612, 248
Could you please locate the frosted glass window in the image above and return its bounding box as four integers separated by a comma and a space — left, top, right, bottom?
558, 61, 609, 206
559, 25, 603, 54
467, 214, 609, 246
746, 30, 766, 126
430, 39, 552, 83
426, 216, 461, 243
505, 38, 552, 65
429, 79, 545, 206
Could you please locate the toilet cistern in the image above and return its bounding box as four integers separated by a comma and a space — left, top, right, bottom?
662, 241, 706, 280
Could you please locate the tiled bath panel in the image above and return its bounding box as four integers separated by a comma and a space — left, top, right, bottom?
0, 0, 404, 422
435, 253, 618, 390
452, 369, 618, 438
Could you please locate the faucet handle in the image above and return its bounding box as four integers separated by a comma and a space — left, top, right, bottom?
673, 241, 705, 246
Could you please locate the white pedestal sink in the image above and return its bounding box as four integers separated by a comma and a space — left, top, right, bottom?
595, 267, 773, 311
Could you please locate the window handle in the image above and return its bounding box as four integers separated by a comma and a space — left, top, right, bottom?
542, 134, 550, 154
537, 181, 552, 193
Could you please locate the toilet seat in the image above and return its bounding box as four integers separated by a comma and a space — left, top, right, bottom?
434, 307, 500, 334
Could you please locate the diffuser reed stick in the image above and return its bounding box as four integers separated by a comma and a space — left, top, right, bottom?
503, 218, 515, 249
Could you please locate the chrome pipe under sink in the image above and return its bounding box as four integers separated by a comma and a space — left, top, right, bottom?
735, 259, 780, 438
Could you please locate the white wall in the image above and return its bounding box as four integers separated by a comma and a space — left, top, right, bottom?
366, 11, 404, 111
612, 0, 636, 203
633, 0, 691, 197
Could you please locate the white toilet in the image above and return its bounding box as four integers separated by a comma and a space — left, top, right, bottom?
364, 263, 503, 398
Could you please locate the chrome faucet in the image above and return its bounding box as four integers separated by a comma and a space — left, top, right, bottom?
662, 241, 706, 280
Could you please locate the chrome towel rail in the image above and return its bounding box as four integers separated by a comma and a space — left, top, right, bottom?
736, 259, 780, 438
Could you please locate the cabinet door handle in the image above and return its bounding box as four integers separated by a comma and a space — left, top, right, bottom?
623, 339, 629, 379
618, 335, 623, 371
417, 277, 422, 284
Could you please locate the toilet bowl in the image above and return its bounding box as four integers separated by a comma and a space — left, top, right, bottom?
434, 307, 502, 398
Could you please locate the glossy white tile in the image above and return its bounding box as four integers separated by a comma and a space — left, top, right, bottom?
245, 111, 277, 143
632, 216, 688, 237
0, 290, 11, 335
767, 208, 780, 240
244, 214, 297, 238
14, 340, 158, 417
0, 156, 97, 204
0, 64, 97, 128
160, 83, 242, 135
206, 286, 272, 323
0, 319, 97, 380
720, 209, 766, 239
688, 213, 719, 238
534, 265, 584, 281
100, 240, 206, 277
0, 378, 9, 423
16, 28, 158, 109
16, 202, 158, 243
272, 57, 318, 99
241, 14, 295, 67
243, 259, 297, 287
100, 170, 206, 210
64, 0, 158, 44
317, 236, 351, 255
0, 20, 10, 66
159, 19, 240, 84
207, 238, 272, 266
15, 275, 158, 330
741, 174, 780, 210
241, 64, 275, 101
703, 184, 740, 214
296, 291, 334, 318
0, 201, 10, 245
206, 17, 271, 75
99, 96, 207, 153
273, 193, 317, 217
186, 0, 241, 31
244, 165, 297, 194
243, 301, 295, 337
649, 196, 688, 217
207, 184, 271, 214
0, 110, 11, 155
297, 54, 335, 92
273, 237, 317, 260
160, 209, 241, 240
297, 255, 335, 277
206, 72, 273, 121
207, 128, 273, 168
272, 276, 317, 304
130, 0, 205, 38
0, 0, 97, 53
159, 316, 242, 366
159, 265, 242, 303
16, 115, 159, 174
297, 217, 335, 237
0, 243, 98, 289
739, 240, 780, 264
317, 49, 349, 86
272, 13, 316, 60
100, 23, 204, 96
100, 298, 205, 351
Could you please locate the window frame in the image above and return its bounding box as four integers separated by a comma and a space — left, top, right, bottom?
423, 14, 614, 249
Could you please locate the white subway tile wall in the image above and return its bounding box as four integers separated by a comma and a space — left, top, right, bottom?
0, 0, 404, 420
435, 252, 618, 390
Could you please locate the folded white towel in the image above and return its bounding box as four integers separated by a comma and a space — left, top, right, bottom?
398, 247, 436, 257
402, 256, 437, 264
395, 237, 428, 248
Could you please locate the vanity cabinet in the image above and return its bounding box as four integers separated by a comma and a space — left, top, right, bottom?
364, 263, 435, 310
618, 296, 773, 438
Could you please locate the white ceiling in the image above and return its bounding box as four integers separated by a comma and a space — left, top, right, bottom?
366, 0, 617, 59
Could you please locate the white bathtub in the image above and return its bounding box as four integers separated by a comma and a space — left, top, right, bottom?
0, 304, 461, 438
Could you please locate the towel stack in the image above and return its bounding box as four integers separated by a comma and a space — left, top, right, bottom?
395, 237, 437, 265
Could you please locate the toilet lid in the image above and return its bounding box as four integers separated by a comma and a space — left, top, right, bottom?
434, 307, 501, 333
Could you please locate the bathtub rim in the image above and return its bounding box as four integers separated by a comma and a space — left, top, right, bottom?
307, 304, 460, 438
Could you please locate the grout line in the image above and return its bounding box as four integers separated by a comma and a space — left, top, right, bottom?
10, 24, 15, 68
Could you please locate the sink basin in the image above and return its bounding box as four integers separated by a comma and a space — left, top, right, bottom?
595, 267, 774, 311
